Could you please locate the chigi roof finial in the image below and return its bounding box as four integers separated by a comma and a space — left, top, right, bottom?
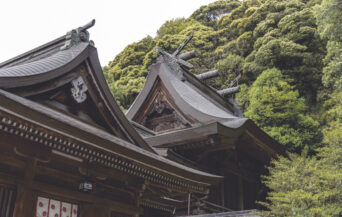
154, 33, 197, 80
60, 19, 96, 50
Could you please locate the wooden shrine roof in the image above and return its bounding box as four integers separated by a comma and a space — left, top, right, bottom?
0, 20, 223, 194
0, 20, 156, 153
126, 61, 240, 124
126, 37, 286, 158
0, 89, 222, 190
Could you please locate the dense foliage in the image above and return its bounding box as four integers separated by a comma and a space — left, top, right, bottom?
104, 0, 341, 215
259, 146, 342, 216
258, 0, 342, 215
244, 68, 321, 152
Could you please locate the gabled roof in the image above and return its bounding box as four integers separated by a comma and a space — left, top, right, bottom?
126, 61, 240, 124
126, 36, 285, 157
0, 20, 155, 153
125, 34, 244, 126
0, 20, 223, 194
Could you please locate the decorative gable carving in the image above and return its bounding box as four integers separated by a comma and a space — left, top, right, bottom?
140, 91, 190, 133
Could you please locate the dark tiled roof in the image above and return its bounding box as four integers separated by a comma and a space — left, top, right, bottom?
0, 42, 88, 77
0, 35, 66, 69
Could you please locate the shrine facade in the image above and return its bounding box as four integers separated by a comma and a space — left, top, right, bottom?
0, 21, 223, 217
126, 34, 285, 215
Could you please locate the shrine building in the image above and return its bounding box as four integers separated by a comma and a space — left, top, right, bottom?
0, 20, 284, 217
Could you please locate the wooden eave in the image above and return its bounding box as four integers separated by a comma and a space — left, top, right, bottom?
145, 120, 286, 158
86, 47, 157, 153
126, 59, 285, 158
0, 89, 223, 192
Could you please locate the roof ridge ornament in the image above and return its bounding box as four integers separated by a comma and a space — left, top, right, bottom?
154, 33, 196, 81
60, 19, 96, 50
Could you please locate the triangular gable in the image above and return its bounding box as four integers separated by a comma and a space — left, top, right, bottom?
133, 78, 193, 133
127, 35, 241, 134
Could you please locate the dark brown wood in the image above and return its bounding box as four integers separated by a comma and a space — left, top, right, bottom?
196, 144, 236, 161
0, 184, 16, 217
81, 204, 111, 217
238, 177, 244, 210
12, 185, 36, 217
140, 91, 190, 133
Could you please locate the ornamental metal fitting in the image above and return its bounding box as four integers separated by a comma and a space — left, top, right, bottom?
71, 76, 88, 103
155, 33, 195, 81
61, 19, 96, 50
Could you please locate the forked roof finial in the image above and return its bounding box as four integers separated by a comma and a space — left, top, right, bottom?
154, 33, 196, 80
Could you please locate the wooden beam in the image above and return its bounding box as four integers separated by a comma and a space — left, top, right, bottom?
196, 143, 236, 161
245, 130, 279, 157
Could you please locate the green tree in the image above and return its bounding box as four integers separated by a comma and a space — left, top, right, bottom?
245, 68, 321, 152
191, 0, 241, 28
315, 0, 342, 148
260, 147, 342, 217
259, 1, 342, 215
104, 36, 156, 110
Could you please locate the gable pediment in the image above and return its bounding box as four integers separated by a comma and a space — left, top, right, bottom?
133, 81, 193, 133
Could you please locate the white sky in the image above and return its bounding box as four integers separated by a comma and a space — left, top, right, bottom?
0, 0, 215, 66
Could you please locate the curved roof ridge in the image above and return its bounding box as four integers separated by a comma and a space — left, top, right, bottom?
0, 42, 88, 78
0, 19, 95, 69
0, 42, 90, 88
0, 35, 66, 69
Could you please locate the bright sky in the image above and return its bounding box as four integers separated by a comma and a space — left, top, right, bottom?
0, 0, 215, 66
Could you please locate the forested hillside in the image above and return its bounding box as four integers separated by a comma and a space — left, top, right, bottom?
104, 0, 342, 215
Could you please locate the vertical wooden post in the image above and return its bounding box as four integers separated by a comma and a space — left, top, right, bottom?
12, 185, 36, 217
220, 182, 225, 207
238, 177, 244, 210
187, 193, 191, 215
13, 158, 38, 217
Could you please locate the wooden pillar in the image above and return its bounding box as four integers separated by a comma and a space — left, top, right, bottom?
238, 177, 244, 210
220, 182, 225, 207
12, 185, 36, 217
13, 158, 38, 217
